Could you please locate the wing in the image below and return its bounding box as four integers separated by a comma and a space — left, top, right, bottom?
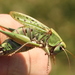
10, 11, 50, 33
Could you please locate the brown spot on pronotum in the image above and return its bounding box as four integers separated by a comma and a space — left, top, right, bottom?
26, 17, 28, 19
25, 29, 27, 33
17, 17, 19, 20
24, 19, 26, 21
32, 19, 34, 21
30, 29, 33, 32
47, 29, 52, 35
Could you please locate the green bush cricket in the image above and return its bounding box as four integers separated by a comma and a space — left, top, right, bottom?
0, 11, 75, 65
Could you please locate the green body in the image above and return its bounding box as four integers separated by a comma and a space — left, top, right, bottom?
0, 11, 66, 56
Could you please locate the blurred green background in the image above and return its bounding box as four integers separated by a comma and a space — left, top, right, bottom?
0, 0, 75, 75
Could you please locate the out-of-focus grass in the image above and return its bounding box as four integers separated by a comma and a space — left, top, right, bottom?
0, 0, 75, 75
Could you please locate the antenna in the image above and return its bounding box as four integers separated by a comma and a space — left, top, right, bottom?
62, 47, 70, 68
66, 49, 75, 58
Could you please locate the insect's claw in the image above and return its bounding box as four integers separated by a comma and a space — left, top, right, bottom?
45, 52, 50, 56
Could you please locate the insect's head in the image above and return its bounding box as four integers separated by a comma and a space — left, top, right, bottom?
53, 42, 66, 55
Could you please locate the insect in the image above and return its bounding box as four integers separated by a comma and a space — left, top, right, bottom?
0, 11, 74, 62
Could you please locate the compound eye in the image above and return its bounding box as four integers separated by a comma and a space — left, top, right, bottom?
60, 46, 62, 51
60, 46, 65, 51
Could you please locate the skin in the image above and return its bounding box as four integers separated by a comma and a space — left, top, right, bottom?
0, 14, 51, 75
